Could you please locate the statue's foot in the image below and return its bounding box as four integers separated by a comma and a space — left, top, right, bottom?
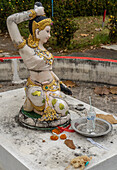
17, 107, 71, 130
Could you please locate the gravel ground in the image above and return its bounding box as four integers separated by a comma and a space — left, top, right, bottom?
0, 81, 117, 117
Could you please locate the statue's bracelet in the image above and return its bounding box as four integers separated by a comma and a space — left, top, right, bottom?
29, 9, 36, 20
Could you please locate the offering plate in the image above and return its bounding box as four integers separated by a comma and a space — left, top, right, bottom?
71, 117, 112, 137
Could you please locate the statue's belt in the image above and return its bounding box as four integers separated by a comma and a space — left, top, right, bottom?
27, 77, 60, 92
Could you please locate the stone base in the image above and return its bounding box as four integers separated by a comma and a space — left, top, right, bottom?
1, 88, 117, 170
16, 107, 71, 130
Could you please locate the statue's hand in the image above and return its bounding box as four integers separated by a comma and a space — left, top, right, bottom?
34, 3, 45, 16
60, 83, 72, 96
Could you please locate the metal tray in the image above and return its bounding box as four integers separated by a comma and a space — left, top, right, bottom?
71, 117, 112, 137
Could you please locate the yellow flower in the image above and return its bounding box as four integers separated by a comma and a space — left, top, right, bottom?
1, 9, 3, 11
23, 1, 24, 2
55, 32, 57, 35
67, 29, 69, 31
113, 31, 115, 33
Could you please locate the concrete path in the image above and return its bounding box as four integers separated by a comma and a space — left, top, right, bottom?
101, 45, 117, 51
0, 88, 117, 170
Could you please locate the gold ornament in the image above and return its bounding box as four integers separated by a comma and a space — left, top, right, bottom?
14, 39, 26, 50
38, 106, 59, 122
43, 79, 60, 92
29, 9, 36, 20
32, 18, 52, 33
36, 48, 54, 65
28, 34, 39, 48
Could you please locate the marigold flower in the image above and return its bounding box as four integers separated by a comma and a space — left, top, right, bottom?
60, 134, 67, 140
52, 128, 61, 134
1, 9, 3, 11
50, 135, 58, 141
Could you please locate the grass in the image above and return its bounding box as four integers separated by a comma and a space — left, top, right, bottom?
18, 16, 111, 52
70, 16, 110, 51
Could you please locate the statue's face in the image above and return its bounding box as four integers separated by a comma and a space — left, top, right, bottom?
36, 26, 51, 44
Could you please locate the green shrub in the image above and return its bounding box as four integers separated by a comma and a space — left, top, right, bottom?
0, 0, 16, 31
0, 0, 35, 32
108, 15, 117, 42
0, 0, 117, 32
51, 0, 78, 47
15, 0, 34, 11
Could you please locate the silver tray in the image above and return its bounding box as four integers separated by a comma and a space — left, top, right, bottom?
71, 117, 112, 137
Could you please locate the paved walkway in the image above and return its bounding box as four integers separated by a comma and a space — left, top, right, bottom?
66, 45, 117, 60
101, 45, 117, 51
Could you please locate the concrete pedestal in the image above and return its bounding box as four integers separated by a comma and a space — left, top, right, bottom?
0, 88, 117, 170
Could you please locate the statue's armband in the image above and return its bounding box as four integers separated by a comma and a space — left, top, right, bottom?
28, 9, 36, 20
13, 39, 26, 50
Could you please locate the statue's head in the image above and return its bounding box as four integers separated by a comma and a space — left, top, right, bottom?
28, 15, 52, 48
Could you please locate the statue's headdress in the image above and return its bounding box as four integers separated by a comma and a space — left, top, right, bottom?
28, 16, 52, 48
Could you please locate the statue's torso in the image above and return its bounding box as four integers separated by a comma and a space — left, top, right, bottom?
20, 46, 54, 84
34, 47, 54, 65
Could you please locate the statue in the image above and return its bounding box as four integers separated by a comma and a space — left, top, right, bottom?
7, 2, 72, 130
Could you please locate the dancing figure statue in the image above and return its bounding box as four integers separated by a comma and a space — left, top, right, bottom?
7, 2, 72, 129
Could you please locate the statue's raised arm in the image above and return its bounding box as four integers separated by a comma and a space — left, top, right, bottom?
7, 2, 72, 129
7, 2, 45, 50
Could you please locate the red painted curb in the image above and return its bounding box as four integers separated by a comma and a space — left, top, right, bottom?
0, 56, 117, 63
54, 56, 117, 63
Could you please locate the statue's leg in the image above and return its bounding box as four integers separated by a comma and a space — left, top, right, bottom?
49, 91, 69, 117
26, 86, 45, 113
39, 90, 71, 126
23, 98, 33, 111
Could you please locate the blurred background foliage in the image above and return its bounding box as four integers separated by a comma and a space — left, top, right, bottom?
0, 0, 116, 48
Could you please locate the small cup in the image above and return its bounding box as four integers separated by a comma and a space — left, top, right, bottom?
76, 104, 85, 111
